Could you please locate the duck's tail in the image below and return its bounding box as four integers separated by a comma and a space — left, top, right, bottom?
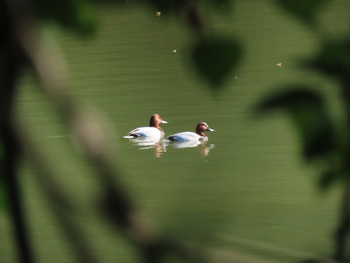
123, 135, 136, 139
167, 136, 176, 141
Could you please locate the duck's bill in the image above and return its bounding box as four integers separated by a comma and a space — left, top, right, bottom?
161, 120, 168, 124
207, 128, 215, 132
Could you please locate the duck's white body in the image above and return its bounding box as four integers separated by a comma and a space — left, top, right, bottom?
123, 114, 167, 141
167, 122, 215, 142
167, 132, 207, 142
125, 127, 164, 141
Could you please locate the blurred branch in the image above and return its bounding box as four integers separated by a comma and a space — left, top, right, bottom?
6, 1, 179, 262
12, 120, 99, 263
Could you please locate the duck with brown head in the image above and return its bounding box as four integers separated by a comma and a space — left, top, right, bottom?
167, 122, 215, 142
123, 114, 168, 141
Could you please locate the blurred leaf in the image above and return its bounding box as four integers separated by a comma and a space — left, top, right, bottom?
318, 170, 338, 190
308, 39, 350, 81
257, 87, 335, 160
206, 0, 233, 10
32, 0, 96, 35
144, 0, 188, 14
275, 0, 329, 26
142, 0, 232, 14
191, 37, 242, 91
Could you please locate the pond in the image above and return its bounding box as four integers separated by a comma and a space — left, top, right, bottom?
2, 0, 350, 262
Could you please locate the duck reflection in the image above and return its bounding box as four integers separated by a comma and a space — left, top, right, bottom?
166, 140, 215, 156
127, 137, 166, 158
126, 137, 215, 157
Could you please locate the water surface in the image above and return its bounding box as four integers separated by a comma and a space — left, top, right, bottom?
2, 1, 349, 262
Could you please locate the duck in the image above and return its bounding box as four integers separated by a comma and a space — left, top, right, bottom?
123, 114, 167, 141
167, 122, 215, 142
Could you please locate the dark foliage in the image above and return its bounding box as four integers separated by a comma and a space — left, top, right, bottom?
275, 0, 330, 26
257, 87, 335, 160
191, 37, 242, 91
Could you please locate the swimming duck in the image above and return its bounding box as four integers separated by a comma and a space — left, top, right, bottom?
167, 122, 215, 142
123, 114, 167, 141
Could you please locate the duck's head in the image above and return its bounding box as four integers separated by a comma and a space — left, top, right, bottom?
150, 114, 168, 129
196, 122, 215, 136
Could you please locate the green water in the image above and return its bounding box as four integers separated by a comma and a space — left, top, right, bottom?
2, 0, 350, 262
